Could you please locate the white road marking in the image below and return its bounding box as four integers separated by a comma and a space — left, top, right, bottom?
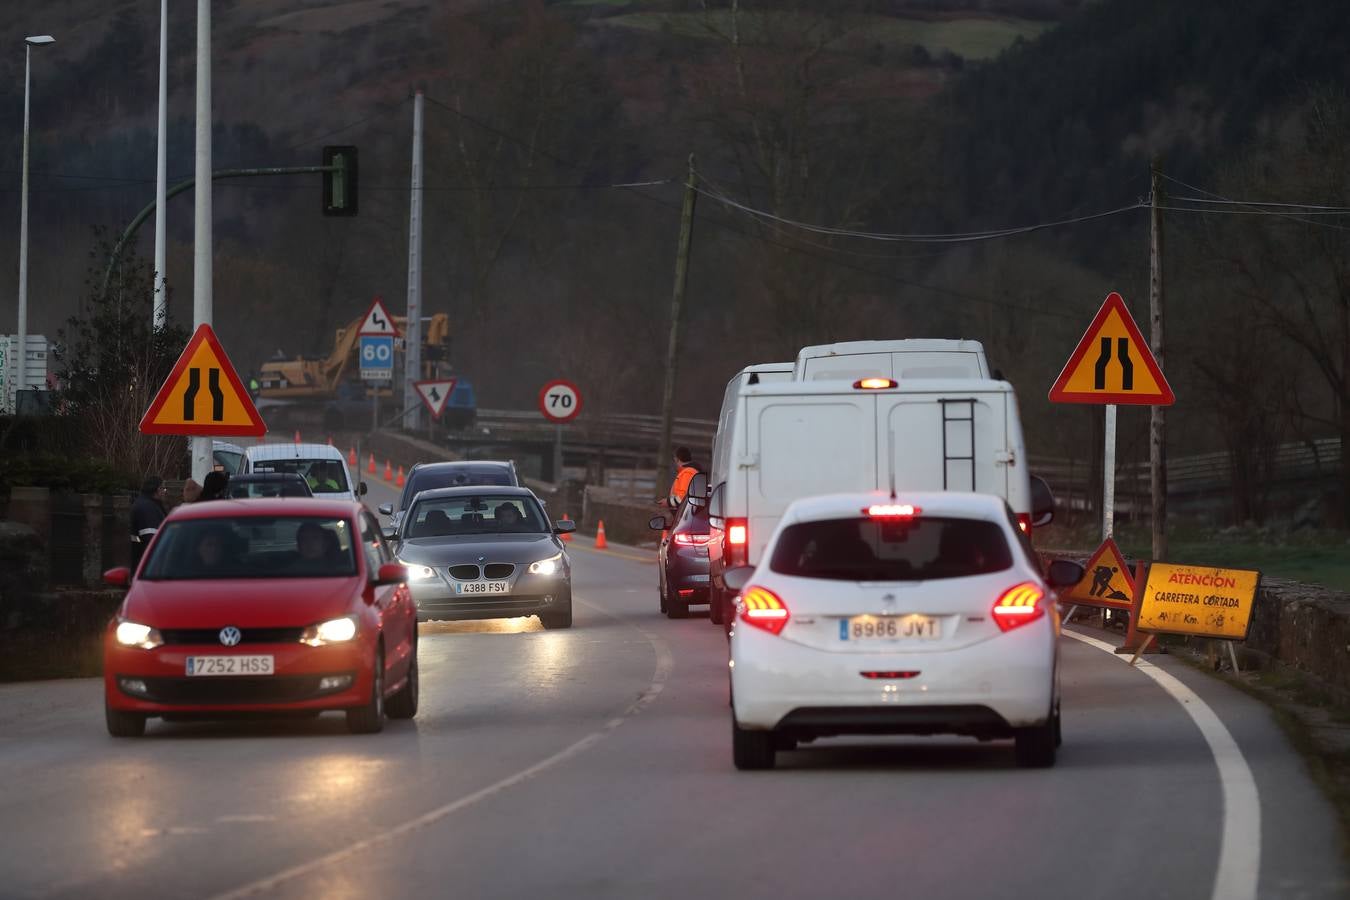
1064, 629, 1261, 900
206, 595, 674, 900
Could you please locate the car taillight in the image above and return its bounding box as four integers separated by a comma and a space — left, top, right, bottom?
726, 518, 748, 567
1016, 513, 1032, 535
992, 582, 1046, 632
674, 533, 712, 546
739, 586, 789, 635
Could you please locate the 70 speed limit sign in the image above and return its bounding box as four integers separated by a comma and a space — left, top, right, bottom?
539, 379, 582, 423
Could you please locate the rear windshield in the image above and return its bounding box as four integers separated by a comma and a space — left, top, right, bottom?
250, 458, 349, 495
769, 516, 1012, 581
405, 495, 547, 537
141, 516, 358, 580
400, 467, 514, 509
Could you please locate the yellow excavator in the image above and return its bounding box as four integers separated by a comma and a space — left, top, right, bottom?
255, 312, 469, 432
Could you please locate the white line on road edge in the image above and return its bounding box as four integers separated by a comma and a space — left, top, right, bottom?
1064, 629, 1261, 900
206, 596, 675, 900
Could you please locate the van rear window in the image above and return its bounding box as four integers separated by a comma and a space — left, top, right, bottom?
769, 517, 1012, 581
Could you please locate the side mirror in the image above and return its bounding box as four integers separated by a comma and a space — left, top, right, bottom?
378, 503, 394, 516
648, 515, 668, 531
375, 562, 409, 586
1030, 475, 1056, 528
1045, 560, 1085, 589
723, 565, 755, 594
358, 482, 369, 497
554, 520, 577, 535
103, 567, 131, 588
689, 472, 708, 500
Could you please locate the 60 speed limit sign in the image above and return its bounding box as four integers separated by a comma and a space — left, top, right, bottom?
539, 380, 582, 423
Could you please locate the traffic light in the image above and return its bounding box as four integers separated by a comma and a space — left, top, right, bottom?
322, 146, 358, 216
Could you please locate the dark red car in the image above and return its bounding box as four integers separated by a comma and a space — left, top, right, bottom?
102, 498, 417, 736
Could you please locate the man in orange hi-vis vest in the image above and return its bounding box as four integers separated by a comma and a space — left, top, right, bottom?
663, 446, 702, 510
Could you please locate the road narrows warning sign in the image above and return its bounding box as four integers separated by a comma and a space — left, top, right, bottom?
414, 379, 457, 421
1064, 538, 1136, 611
1049, 292, 1174, 405
140, 324, 267, 437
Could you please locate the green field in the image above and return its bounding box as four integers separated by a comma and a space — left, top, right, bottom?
589, 10, 1053, 61
1042, 523, 1350, 593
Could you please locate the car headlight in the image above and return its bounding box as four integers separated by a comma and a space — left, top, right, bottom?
300, 616, 358, 646
399, 560, 437, 581
115, 620, 163, 650
528, 553, 564, 576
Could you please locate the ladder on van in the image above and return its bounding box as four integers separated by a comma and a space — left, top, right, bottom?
940, 399, 976, 491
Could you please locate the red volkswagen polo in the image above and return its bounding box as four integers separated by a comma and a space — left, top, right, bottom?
102, 498, 417, 737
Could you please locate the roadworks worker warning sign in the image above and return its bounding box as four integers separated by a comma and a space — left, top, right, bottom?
1137, 563, 1260, 641
1064, 538, 1136, 610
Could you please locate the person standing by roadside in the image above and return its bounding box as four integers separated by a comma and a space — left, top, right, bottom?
197, 471, 230, 502
129, 476, 168, 568
662, 446, 703, 511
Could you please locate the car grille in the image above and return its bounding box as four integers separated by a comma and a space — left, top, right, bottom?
160, 627, 305, 645
132, 675, 348, 705
484, 564, 514, 579
448, 565, 480, 580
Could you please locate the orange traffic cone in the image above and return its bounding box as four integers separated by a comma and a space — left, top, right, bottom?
293, 430, 302, 444
348, 446, 357, 466
662, 528, 669, 543
560, 513, 574, 543
595, 520, 608, 550
367, 453, 377, 475
327, 436, 333, 447
395, 466, 406, 487
383, 459, 393, 481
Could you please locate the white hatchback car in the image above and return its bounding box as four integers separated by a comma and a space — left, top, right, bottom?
727, 492, 1083, 770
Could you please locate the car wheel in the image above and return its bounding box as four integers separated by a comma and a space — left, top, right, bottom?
386, 649, 418, 720
106, 704, 146, 738
709, 590, 725, 625
732, 719, 776, 770
346, 646, 386, 734
1053, 702, 1062, 748
541, 603, 573, 630
658, 579, 667, 614
1014, 718, 1056, 768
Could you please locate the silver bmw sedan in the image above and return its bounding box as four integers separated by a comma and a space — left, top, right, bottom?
392, 486, 576, 629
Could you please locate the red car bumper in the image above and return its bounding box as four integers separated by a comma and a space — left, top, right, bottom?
104, 634, 375, 715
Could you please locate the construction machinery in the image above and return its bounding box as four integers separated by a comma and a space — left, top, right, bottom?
255, 313, 475, 432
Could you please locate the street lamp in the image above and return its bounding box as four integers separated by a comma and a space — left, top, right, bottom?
14, 34, 54, 415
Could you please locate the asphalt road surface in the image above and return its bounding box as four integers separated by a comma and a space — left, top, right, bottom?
0, 474, 1344, 899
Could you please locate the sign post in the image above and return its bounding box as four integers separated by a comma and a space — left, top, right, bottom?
1049, 292, 1174, 541
539, 380, 582, 484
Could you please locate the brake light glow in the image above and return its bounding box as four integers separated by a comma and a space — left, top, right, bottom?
866, 504, 920, 518
726, 518, 748, 567
1016, 513, 1032, 535
992, 582, 1046, 632
854, 377, 898, 390
673, 533, 712, 546
739, 586, 789, 635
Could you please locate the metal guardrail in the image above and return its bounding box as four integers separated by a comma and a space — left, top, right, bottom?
472, 409, 717, 454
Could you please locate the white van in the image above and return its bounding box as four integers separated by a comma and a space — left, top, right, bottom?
706, 377, 1047, 627
241, 442, 365, 502
710, 363, 794, 491
794, 339, 991, 382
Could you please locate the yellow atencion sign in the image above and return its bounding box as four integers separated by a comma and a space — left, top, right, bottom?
140, 324, 267, 437
1137, 563, 1260, 641
1049, 292, 1175, 405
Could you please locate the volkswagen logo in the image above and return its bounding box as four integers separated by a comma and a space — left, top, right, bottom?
218, 626, 242, 647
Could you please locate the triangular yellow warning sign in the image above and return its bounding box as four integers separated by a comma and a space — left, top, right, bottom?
1065, 538, 1137, 610
1049, 292, 1174, 405
139, 324, 267, 437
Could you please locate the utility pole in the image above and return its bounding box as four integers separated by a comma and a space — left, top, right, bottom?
656, 155, 698, 495
153, 0, 168, 330
1149, 157, 1167, 560
402, 90, 425, 432
190, 0, 213, 482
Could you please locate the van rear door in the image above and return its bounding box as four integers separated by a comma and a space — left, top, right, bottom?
877, 390, 1009, 499
745, 392, 877, 564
